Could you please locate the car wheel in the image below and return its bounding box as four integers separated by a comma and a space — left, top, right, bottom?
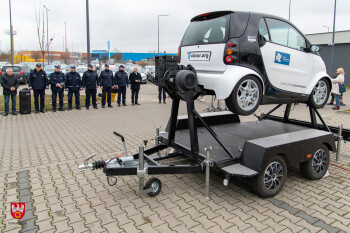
300, 145, 329, 180
252, 156, 287, 198
308, 78, 330, 109
225, 75, 262, 116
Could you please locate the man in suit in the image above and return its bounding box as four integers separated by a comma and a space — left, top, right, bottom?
129, 67, 142, 105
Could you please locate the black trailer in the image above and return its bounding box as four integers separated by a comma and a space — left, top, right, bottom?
77, 57, 349, 198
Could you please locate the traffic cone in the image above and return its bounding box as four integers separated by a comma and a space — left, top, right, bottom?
340, 95, 346, 106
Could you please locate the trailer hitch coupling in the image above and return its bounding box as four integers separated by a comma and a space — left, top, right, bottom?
77, 154, 96, 171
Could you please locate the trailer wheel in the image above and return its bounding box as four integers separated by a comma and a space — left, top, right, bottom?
144, 178, 162, 197
300, 145, 329, 180
252, 156, 287, 198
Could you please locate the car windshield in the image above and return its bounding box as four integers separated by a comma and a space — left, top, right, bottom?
76, 67, 87, 73
1, 66, 21, 72
181, 14, 228, 46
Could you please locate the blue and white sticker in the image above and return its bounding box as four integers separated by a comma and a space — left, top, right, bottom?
274, 51, 290, 66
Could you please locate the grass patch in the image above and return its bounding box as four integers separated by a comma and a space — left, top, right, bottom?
342, 109, 350, 112
0, 94, 101, 112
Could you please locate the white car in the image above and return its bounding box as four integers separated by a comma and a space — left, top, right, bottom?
178, 11, 331, 115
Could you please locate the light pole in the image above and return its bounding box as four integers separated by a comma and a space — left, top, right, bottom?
86, 0, 91, 65
158, 15, 169, 56
288, 0, 291, 21
43, 5, 50, 65
323, 26, 330, 33
64, 22, 67, 64
8, 0, 14, 64
330, 0, 337, 75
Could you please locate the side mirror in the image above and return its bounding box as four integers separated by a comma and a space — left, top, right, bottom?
310, 45, 320, 52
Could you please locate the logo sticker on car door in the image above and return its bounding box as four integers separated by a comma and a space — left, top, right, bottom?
274, 51, 290, 65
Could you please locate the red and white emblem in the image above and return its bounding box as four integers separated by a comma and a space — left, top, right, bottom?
11, 203, 25, 219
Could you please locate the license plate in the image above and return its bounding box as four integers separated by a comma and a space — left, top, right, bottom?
187, 51, 211, 61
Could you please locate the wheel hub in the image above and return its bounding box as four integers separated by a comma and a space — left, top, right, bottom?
312, 149, 327, 174
237, 80, 259, 111
264, 162, 283, 191
313, 80, 327, 105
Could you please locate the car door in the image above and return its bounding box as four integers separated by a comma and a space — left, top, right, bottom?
260, 18, 313, 94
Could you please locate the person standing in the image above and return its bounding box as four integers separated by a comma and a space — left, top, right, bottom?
28, 63, 49, 113
115, 65, 129, 106
129, 67, 141, 105
99, 64, 114, 108
331, 68, 345, 110
65, 65, 82, 110
50, 65, 66, 112
82, 64, 99, 110
1, 68, 19, 116
158, 84, 166, 104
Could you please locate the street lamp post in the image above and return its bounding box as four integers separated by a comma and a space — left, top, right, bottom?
8, 0, 14, 64
86, 0, 91, 65
64, 22, 67, 64
288, 0, 292, 21
158, 15, 169, 56
323, 26, 330, 33
330, 0, 337, 75
43, 5, 50, 65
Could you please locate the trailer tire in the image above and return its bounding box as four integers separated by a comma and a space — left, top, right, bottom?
252, 156, 287, 198
144, 177, 162, 197
300, 145, 329, 180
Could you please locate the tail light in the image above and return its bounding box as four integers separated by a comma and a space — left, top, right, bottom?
20, 70, 23, 75
0, 70, 1, 75
177, 46, 181, 63
224, 41, 238, 64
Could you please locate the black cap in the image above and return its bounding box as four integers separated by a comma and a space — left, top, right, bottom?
88, 64, 93, 68
119, 65, 124, 68
70, 65, 76, 69
36, 63, 42, 67
54, 65, 61, 69
105, 63, 109, 67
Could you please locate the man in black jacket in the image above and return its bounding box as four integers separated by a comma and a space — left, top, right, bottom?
1, 68, 19, 116
129, 67, 142, 105
65, 65, 82, 110
29, 63, 48, 113
99, 64, 114, 108
82, 65, 99, 110
50, 65, 66, 112
115, 65, 129, 106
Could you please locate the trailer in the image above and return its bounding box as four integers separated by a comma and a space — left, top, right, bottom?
77, 57, 350, 198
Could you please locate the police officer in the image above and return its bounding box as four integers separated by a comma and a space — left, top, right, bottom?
29, 63, 49, 113
50, 65, 66, 112
82, 64, 99, 110
65, 65, 82, 110
129, 67, 142, 105
115, 65, 129, 106
99, 63, 114, 108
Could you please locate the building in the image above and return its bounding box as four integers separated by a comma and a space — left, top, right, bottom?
306, 30, 350, 86
17, 51, 87, 63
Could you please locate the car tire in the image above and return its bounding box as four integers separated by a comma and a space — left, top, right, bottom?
225, 75, 262, 116
252, 156, 287, 198
300, 145, 329, 180
308, 78, 330, 109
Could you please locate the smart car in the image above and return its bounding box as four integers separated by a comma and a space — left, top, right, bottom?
178, 11, 331, 115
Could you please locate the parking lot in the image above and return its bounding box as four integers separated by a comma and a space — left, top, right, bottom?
1, 83, 350, 232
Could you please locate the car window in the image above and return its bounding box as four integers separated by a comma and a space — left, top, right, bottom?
258, 19, 270, 41
265, 18, 306, 51
181, 15, 228, 46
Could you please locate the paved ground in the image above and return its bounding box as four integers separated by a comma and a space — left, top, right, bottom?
1, 83, 350, 233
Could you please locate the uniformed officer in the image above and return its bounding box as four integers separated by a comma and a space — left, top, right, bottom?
82, 64, 99, 110
29, 63, 49, 113
50, 65, 66, 112
65, 65, 82, 110
115, 65, 129, 106
99, 63, 114, 108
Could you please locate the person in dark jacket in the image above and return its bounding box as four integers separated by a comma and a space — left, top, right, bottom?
65, 65, 82, 110
82, 64, 99, 110
50, 65, 66, 112
99, 64, 114, 108
1, 68, 19, 116
115, 65, 129, 106
129, 67, 142, 105
29, 63, 49, 113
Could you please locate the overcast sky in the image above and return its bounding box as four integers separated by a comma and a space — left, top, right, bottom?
0, 0, 349, 54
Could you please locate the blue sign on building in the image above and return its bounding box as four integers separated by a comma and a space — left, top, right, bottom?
91, 51, 176, 61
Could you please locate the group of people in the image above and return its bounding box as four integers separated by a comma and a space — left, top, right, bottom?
1, 63, 148, 116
